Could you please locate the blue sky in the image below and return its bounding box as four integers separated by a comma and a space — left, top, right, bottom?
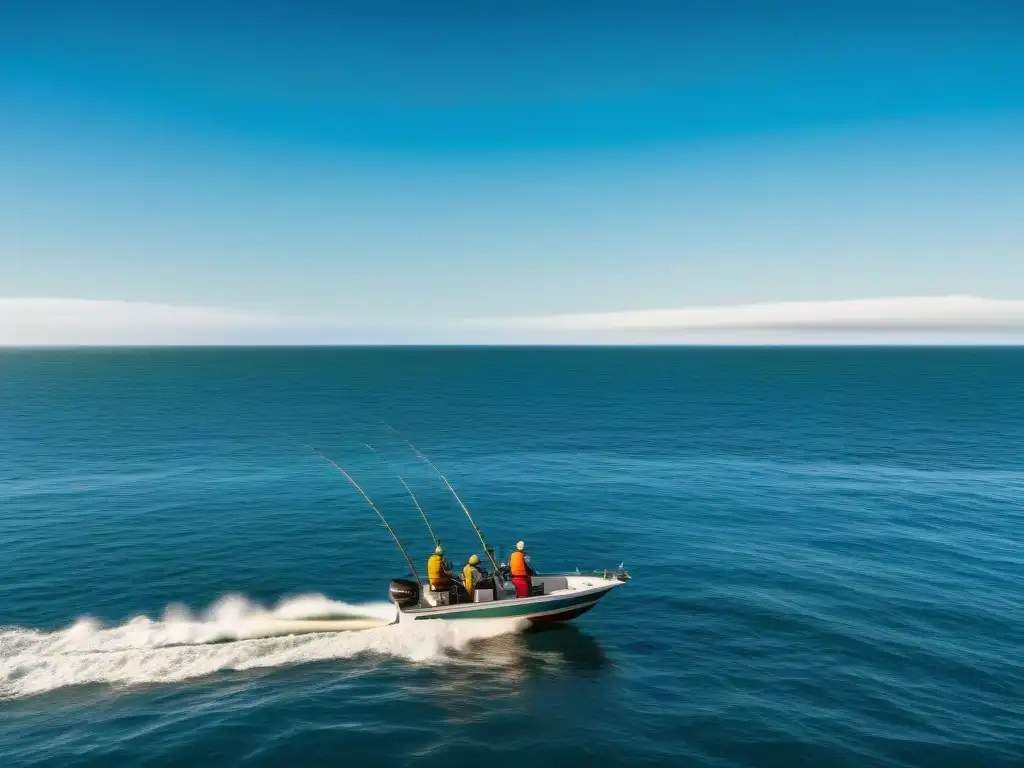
1, 2, 1023, 343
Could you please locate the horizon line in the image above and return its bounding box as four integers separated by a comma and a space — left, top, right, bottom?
3, 342, 1024, 350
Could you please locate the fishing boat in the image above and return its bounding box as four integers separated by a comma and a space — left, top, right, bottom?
387, 564, 630, 624
305, 426, 631, 629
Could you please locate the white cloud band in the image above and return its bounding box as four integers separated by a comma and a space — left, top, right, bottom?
2, 296, 1024, 345
468, 296, 1024, 339
0, 298, 310, 346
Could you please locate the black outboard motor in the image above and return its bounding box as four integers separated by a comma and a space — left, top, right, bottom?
388, 578, 420, 609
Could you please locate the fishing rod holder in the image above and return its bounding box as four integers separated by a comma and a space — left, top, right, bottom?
581, 565, 626, 581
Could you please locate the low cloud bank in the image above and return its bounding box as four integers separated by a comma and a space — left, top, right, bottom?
2, 296, 1024, 346
471, 296, 1024, 332
467, 296, 1024, 343
0, 298, 314, 346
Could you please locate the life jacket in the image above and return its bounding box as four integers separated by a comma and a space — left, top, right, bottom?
509, 550, 529, 578
427, 554, 449, 588
462, 563, 479, 591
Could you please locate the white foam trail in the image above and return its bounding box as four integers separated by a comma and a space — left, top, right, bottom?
269, 594, 397, 622
0, 593, 528, 700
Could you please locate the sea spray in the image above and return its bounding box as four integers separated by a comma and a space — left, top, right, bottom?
0, 593, 528, 700
270, 594, 397, 623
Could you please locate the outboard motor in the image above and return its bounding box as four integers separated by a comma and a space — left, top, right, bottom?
388, 578, 420, 609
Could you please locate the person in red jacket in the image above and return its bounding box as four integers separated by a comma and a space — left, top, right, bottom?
508, 541, 536, 598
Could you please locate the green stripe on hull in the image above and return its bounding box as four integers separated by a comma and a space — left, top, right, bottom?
410, 591, 598, 620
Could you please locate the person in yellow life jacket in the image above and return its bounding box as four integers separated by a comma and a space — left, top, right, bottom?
426, 545, 452, 592
462, 554, 487, 597
509, 541, 536, 598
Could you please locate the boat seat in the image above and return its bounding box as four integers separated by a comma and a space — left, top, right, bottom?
538, 576, 569, 593
426, 586, 450, 606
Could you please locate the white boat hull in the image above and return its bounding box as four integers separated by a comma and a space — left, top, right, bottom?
397, 572, 628, 623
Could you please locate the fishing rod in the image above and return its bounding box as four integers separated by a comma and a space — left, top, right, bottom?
302, 443, 422, 583
382, 423, 502, 578
363, 442, 440, 549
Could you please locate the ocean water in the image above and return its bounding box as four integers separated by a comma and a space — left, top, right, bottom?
0, 347, 1022, 767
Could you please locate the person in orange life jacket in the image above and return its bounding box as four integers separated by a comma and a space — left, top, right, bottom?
462, 554, 488, 599
508, 541, 536, 598
426, 545, 453, 592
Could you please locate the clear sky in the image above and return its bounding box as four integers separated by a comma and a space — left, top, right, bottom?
1, 2, 1023, 343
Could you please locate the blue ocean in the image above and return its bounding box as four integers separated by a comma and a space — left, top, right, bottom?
0, 348, 1021, 767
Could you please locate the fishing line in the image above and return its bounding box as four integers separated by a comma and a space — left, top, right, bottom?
381, 423, 502, 578
301, 443, 422, 584
363, 442, 440, 549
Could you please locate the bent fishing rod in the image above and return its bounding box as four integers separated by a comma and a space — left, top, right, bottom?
363, 442, 440, 549
302, 443, 422, 584
382, 423, 502, 578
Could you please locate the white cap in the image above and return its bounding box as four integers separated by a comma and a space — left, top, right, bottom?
516, 541, 525, 551
435, 545, 444, 555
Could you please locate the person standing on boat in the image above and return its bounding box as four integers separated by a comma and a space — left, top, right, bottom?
427, 545, 453, 593
462, 554, 487, 599
509, 541, 536, 598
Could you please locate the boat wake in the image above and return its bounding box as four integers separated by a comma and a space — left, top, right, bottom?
0, 593, 529, 700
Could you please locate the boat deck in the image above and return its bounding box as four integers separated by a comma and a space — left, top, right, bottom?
399, 573, 626, 622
